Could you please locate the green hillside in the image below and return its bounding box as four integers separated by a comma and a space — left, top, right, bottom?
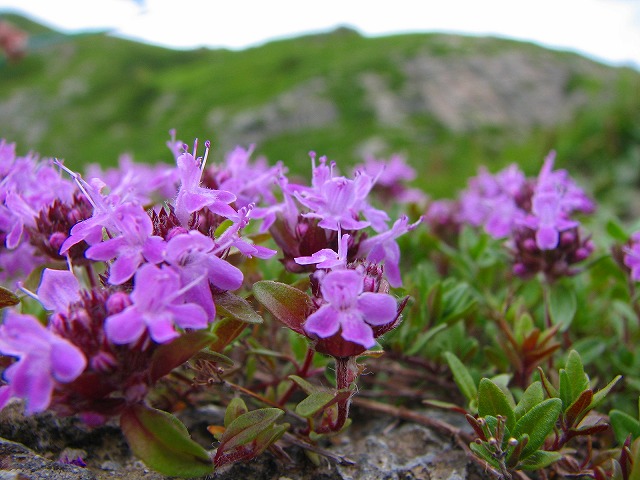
1, 12, 639, 199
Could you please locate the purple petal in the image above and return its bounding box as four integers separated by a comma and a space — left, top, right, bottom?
207, 255, 244, 291
49, 340, 87, 383
536, 226, 559, 250
320, 270, 363, 307
176, 280, 216, 319
105, 308, 146, 344
11, 358, 54, 414
166, 231, 213, 264
142, 236, 166, 264
357, 292, 397, 326
207, 200, 238, 219
304, 305, 340, 338
108, 251, 143, 285
131, 264, 181, 309
147, 312, 179, 344
0, 385, 11, 410
37, 269, 80, 313
339, 312, 375, 348
6, 220, 23, 249
0, 313, 50, 355
168, 304, 209, 330
85, 236, 126, 261
180, 191, 214, 214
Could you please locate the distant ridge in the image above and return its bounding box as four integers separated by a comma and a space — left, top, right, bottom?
1, 13, 638, 196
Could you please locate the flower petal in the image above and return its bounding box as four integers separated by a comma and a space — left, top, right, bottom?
339, 312, 375, 348
105, 308, 146, 344
304, 305, 340, 339
10, 357, 54, 414
357, 292, 397, 326
168, 303, 209, 330
37, 269, 81, 313
108, 250, 143, 285
536, 226, 559, 250
50, 340, 87, 383
207, 255, 244, 291
147, 312, 179, 344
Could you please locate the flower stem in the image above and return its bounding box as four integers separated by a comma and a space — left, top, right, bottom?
332, 356, 359, 432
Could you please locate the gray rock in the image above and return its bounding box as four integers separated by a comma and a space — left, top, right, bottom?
0, 401, 482, 480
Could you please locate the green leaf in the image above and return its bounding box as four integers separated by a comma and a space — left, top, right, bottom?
440, 282, 477, 324
469, 441, 501, 470
478, 378, 515, 431
289, 375, 324, 395
512, 398, 562, 457
212, 290, 263, 324
517, 450, 562, 470
515, 382, 544, 420
559, 370, 573, 410
589, 375, 622, 411
610, 409, 640, 444
565, 350, 590, 401
549, 284, 577, 332
427, 282, 443, 321
219, 408, 284, 451
149, 330, 217, 382
253, 281, 314, 334
405, 323, 448, 356
224, 398, 249, 428
120, 404, 213, 477
444, 351, 478, 403
538, 367, 559, 399
0, 286, 19, 309
295, 391, 337, 418
606, 219, 630, 242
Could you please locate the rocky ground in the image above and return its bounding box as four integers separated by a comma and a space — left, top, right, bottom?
0, 400, 484, 480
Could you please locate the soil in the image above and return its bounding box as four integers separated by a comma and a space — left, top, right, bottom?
0, 401, 485, 480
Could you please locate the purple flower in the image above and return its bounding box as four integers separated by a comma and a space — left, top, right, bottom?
355, 154, 427, 205
37, 268, 81, 314
520, 189, 579, 251
0, 312, 86, 414
105, 263, 208, 345
57, 162, 127, 255
207, 145, 284, 209
295, 232, 350, 270
173, 141, 236, 227
537, 151, 595, 215
624, 232, 640, 281
304, 269, 397, 349
85, 154, 179, 206
84, 203, 166, 285
212, 205, 277, 260
357, 215, 422, 287
165, 230, 244, 318
457, 165, 526, 238
294, 154, 385, 231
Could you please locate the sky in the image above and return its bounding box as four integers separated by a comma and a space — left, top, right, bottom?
1, 0, 639, 69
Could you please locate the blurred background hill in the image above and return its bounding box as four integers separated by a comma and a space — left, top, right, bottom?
1, 12, 639, 199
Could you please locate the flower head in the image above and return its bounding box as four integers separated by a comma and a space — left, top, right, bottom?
173, 141, 236, 227
304, 269, 398, 350
105, 263, 208, 345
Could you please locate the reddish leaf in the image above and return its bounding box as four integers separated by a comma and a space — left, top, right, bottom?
0, 286, 18, 309
149, 330, 216, 382
253, 281, 313, 335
